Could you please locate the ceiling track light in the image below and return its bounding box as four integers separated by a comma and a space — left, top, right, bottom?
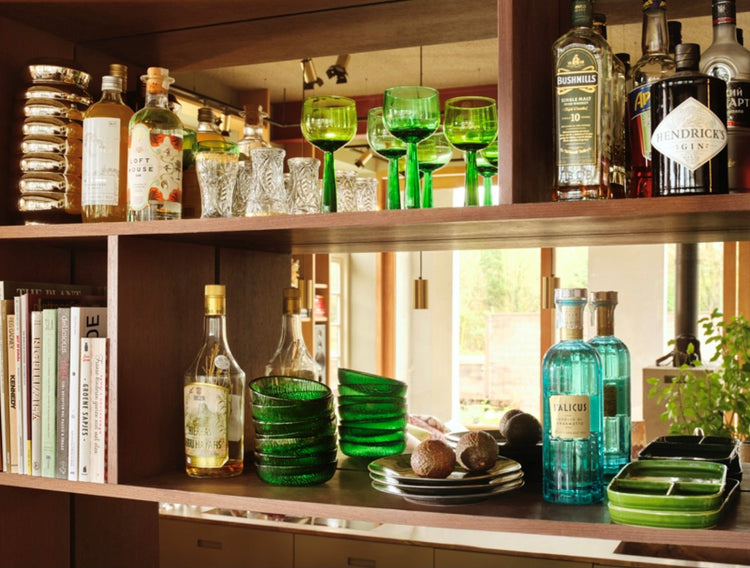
326, 54, 351, 84
301, 58, 324, 90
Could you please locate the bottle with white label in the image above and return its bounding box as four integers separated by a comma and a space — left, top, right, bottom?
81, 75, 133, 222
651, 43, 729, 196
542, 288, 603, 504
127, 67, 183, 221
184, 285, 245, 478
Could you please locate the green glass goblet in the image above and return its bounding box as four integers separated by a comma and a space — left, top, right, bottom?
417, 129, 452, 208
476, 141, 498, 206
300, 96, 357, 213
443, 96, 498, 207
366, 107, 407, 210
383, 86, 440, 209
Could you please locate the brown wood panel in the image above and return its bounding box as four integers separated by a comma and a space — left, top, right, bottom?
73, 495, 159, 568
0, 486, 70, 567
376, 252, 395, 377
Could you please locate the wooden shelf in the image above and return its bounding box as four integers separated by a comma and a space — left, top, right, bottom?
2, 194, 749, 253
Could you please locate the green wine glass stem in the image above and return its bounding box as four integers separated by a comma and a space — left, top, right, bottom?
422, 171, 434, 208
483, 176, 493, 206
404, 142, 421, 209
387, 158, 401, 210
322, 151, 337, 213
464, 151, 479, 207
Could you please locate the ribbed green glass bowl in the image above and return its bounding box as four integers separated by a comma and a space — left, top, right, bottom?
250, 376, 333, 408
337, 368, 407, 397
254, 433, 338, 456
338, 414, 408, 430
254, 448, 338, 467
252, 400, 334, 423
337, 400, 406, 421
338, 425, 405, 444
339, 438, 406, 458
255, 460, 338, 486
253, 413, 336, 438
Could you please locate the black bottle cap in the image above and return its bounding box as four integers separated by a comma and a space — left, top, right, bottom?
674, 43, 701, 71
668, 20, 682, 53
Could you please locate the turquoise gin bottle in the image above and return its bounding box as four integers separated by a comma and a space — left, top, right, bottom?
542, 288, 604, 504
589, 291, 631, 476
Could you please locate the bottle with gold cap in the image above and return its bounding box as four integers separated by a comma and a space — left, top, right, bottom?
184, 284, 245, 478
127, 66, 183, 221
265, 286, 319, 380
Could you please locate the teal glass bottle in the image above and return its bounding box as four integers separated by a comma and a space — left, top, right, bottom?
588, 291, 631, 477
542, 288, 604, 504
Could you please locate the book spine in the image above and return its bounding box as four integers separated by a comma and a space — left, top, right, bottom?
6, 314, 19, 473
55, 307, 70, 479
90, 337, 108, 484
77, 338, 93, 482
30, 310, 42, 476
15, 296, 26, 475
0, 300, 9, 472
41, 309, 57, 478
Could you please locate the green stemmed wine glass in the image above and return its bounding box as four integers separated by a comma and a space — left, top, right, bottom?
300, 96, 357, 212
417, 129, 452, 208
367, 107, 407, 210
443, 96, 498, 207
476, 140, 498, 206
383, 86, 440, 209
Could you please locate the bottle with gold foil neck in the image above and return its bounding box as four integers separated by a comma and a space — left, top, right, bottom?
184, 284, 245, 478
542, 288, 603, 504
588, 291, 631, 476
265, 287, 319, 380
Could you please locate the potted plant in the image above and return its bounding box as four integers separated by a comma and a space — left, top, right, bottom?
648, 309, 750, 452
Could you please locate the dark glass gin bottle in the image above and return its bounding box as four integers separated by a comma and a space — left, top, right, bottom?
542, 288, 604, 504
588, 291, 630, 476
651, 43, 728, 196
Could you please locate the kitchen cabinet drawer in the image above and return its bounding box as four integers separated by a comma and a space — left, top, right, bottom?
435, 548, 592, 568
294, 534, 433, 568
160, 517, 293, 568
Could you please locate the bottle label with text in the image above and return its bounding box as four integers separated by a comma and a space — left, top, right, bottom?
628, 85, 652, 162
184, 382, 229, 465
127, 123, 183, 211
549, 394, 591, 438
82, 117, 121, 206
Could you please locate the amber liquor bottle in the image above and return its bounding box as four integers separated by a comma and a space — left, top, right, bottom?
651, 43, 728, 196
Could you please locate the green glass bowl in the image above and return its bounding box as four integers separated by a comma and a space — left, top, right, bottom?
337, 368, 407, 397
254, 433, 337, 456
252, 400, 334, 423
340, 438, 406, 458
255, 460, 338, 486
338, 395, 405, 405
254, 448, 338, 467
339, 414, 408, 430
339, 425, 405, 444
337, 400, 406, 421
250, 376, 333, 408
253, 413, 336, 438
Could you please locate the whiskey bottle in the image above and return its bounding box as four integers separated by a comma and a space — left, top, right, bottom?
651, 43, 729, 196
553, 0, 616, 200
81, 75, 133, 222
265, 287, 318, 380
184, 285, 245, 478
588, 291, 630, 476
700, 0, 750, 193
127, 67, 183, 221
542, 288, 603, 504
628, 0, 676, 198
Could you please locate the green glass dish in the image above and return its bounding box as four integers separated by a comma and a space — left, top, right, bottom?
255, 459, 338, 486
254, 433, 337, 456
337, 368, 408, 397
339, 425, 405, 444
251, 400, 334, 423
338, 395, 405, 406
253, 413, 336, 438
254, 448, 338, 467
250, 376, 333, 408
339, 414, 408, 430
340, 438, 406, 458
337, 400, 407, 421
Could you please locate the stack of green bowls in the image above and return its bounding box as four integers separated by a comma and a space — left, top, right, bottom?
250, 376, 337, 486
337, 368, 408, 458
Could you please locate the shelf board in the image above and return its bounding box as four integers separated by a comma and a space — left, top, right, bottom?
2, 194, 749, 253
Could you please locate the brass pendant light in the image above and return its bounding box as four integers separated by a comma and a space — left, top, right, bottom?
414, 251, 428, 310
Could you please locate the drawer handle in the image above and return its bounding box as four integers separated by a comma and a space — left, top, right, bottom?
197, 539, 223, 550
347, 557, 375, 568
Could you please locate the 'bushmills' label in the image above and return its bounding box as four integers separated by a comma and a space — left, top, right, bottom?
651, 97, 727, 171
549, 394, 591, 438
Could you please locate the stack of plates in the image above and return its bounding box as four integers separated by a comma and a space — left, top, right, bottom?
368, 453, 524, 505
17, 62, 92, 223
445, 429, 542, 481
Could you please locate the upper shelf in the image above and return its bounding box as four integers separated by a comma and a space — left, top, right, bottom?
5, 194, 749, 253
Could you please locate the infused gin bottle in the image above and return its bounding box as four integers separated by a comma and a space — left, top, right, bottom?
127, 67, 183, 221
184, 285, 245, 478
542, 288, 603, 504
588, 291, 630, 476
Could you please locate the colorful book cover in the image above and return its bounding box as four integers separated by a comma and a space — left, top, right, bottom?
55, 307, 70, 480
40, 308, 57, 478
90, 337, 109, 484
77, 338, 93, 483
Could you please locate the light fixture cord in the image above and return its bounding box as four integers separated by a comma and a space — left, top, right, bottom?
419, 46, 424, 87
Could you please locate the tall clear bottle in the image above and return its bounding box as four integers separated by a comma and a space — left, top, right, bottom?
627, 0, 676, 198
195, 106, 225, 143
127, 67, 183, 221
700, 0, 750, 193
184, 285, 245, 478
542, 288, 603, 504
265, 287, 318, 380
588, 291, 630, 476
81, 75, 133, 222
552, 0, 616, 200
